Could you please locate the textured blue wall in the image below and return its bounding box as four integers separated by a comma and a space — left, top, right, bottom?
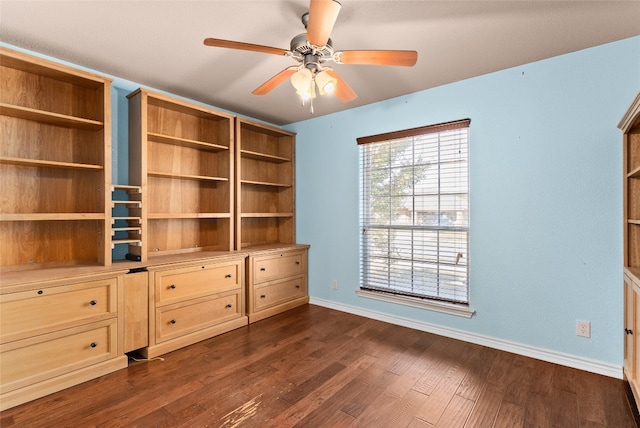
288, 36, 640, 365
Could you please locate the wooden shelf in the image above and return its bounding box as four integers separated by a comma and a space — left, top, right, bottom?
0, 47, 112, 269
111, 201, 141, 208
629, 165, 640, 178
241, 179, 291, 188
129, 88, 235, 257
148, 132, 228, 152
629, 219, 640, 225
112, 216, 141, 222
0, 213, 104, 221
148, 213, 231, 220
240, 150, 290, 163
241, 213, 294, 218
112, 227, 141, 233
236, 118, 296, 250
148, 171, 229, 182
112, 238, 142, 244
112, 185, 142, 194
0, 103, 104, 131
0, 156, 103, 171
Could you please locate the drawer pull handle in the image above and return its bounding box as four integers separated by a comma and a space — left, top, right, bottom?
626, 328, 634, 335
37, 290, 44, 295
295, 285, 300, 289
225, 274, 232, 278
170, 319, 177, 324
90, 342, 97, 348
226, 304, 232, 308
170, 284, 176, 289
260, 267, 266, 272
260, 294, 266, 299
90, 300, 97, 306
296, 261, 300, 265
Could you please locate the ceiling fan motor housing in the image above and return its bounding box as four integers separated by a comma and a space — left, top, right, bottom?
290, 33, 334, 73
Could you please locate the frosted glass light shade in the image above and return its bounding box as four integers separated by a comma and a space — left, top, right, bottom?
316, 70, 337, 95
291, 68, 313, 91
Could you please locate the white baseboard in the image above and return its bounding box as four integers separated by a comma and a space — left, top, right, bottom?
309, 297, 622, 379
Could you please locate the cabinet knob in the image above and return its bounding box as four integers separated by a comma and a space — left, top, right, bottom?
170, 284, 176, 289
90, 300, 97, 306
260, 294, 266, 299
226, 304, 232, 309
37, 290, 44, 295
260, 267, 266, 272
170, 319, 177, 324
225, 274, 232, 278
626, 328, 634, 335
295, 285, 300, 289
296, 261, 300, 265
90, 342, 97, 348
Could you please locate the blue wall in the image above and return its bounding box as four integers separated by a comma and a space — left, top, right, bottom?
288, 36, 640, 367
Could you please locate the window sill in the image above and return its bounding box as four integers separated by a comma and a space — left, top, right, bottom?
356, 289, 475, 318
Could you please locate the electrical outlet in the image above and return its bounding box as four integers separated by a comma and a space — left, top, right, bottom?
331, 278, 338, 290
576, 320, 591, 338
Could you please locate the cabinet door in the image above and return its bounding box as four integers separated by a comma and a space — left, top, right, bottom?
625, 278, 636, 380
154, 261, 241, 306
0, 278, 118, 344
252, 251, 305, 284
253, 276, 306, 312
155, 291, 241, 343
124, 271, 149, 353
0, 319, 118, 394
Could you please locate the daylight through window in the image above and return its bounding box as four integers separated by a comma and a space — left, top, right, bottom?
358, 119, 470, 305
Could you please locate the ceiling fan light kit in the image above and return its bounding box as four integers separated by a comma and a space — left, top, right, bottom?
203, 0, 417, 113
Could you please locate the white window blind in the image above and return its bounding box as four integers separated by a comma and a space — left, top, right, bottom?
358, 119, 470, 305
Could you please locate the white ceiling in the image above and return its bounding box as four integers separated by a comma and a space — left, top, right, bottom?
2, 1, 639, 125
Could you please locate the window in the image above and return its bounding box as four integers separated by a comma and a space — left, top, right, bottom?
358, 119, 470, 308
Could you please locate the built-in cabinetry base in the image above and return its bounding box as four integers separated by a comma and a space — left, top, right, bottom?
140, 253, 248, 359
246, 244, 310, 323
622, 92, 640, 413
0, 270, 129, 412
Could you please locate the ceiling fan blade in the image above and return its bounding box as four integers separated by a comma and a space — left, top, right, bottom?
252, 68, 297, 95
306, 0, 342, 46
337, 50, 418, 67
204, 38, 288, 56
325, 69, 357, 102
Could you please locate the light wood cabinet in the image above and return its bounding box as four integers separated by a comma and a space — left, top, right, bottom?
246, 246, 309, 323
0, 272, 128, 411
123, 270, 149, 353
622, 92, 640, 408
0, 47, 310, 411
0, 46, 112, 269
142, 254, 248, 358
127, 89, 235, 261
235, 118, 296, 250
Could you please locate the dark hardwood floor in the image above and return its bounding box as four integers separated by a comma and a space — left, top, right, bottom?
1, 304, 636, 427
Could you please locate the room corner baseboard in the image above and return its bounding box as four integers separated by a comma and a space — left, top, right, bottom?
309, 297, 622, 379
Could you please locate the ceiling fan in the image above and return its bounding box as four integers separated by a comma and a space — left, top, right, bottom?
203, 0, 417, 110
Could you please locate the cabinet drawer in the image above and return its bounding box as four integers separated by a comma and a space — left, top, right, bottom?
155, 261, 241, 306
253, 251, 304, 283
0, 319, 118, 394
0, 278, 117, 344
254, 276, 306, 311
155, 291, 241, 343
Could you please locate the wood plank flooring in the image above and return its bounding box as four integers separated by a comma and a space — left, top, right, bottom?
1, 304, 636, 427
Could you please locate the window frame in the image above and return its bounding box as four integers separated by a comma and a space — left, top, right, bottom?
357, 119, 474, 317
